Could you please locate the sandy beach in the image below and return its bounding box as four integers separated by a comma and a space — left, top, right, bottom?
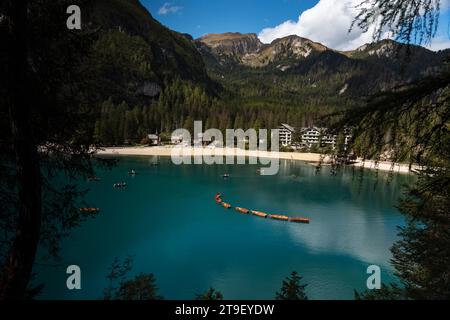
96, 146, 418, 174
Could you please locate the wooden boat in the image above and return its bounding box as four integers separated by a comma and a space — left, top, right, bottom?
251, 210, 268, 218
235, 207, 250, 214
289, 217, 310, 224
113, 182, 127, 188
269, 214, 289, 221
216, 198, 223, 204
79, 208, 100, 214
222, 202, 232, 209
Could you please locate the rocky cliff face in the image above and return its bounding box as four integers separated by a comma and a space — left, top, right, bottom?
197, 33, 329, 67
243, 35, 329, 67
198, 33, 263, 61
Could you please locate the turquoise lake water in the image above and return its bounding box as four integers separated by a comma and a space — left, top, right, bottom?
35, 156, 414, 300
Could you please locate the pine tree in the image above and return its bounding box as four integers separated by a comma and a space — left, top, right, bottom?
275, 272, 308, 300
195, 288, 224, 300
103, 257, 163, 300
345, 0, 450, 300
114, 273, 163, 300
0, 0, 103, 299
348, 51, 450, 301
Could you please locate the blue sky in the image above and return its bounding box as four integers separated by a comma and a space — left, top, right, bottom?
142, 0, 450, 51
143, 0, 319, 37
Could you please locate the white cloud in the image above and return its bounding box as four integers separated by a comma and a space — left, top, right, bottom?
158, 2, 183, 15
259, 0, 450, 51
258, 0, 386, 50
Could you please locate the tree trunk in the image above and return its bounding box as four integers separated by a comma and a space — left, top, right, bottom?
0, 0, 42, 300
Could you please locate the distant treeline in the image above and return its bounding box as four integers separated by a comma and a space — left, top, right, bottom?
94, 78, 351, 145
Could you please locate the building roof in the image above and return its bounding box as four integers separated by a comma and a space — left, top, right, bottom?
280, 123, 295, 132
301, 126, 326, 133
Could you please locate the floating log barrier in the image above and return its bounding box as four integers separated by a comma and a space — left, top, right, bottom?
268, 214, 289, 221
222, 202, 232, 209
251, 210, 268, 218
214, 194, 310, 224
289, 217, 310, 224
235, 207, 250, 214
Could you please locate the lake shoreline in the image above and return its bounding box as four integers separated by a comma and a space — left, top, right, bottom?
96, 146, 418, 174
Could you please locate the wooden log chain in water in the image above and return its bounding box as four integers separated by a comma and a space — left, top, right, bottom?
214, 193, 310, 224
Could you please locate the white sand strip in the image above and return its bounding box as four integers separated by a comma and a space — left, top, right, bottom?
95, 146, 418, 174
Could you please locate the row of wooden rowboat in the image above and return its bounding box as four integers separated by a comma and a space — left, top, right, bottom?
215, 194, 310, 224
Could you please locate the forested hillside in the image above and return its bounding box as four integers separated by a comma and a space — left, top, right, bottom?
85, 0, 212, 100
196, 33, 449, 134
88, 1, 449, 146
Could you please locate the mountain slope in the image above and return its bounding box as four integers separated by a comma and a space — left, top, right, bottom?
84, 0, 213, 103
344, 39, 446, 78
198, 33, 329, 68
197, 33, 448, 98
245, 35, 328, 68
198, 33, 263, 60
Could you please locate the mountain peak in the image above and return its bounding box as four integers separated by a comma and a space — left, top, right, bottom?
198, 32, 263, 60
199, 32, 258, 41
269, 35, 329, 52
345, 38, 435, 60
197, 32, 333, 67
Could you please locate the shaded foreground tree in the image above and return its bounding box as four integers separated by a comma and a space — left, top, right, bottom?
349, 80, 450, 299
352, 0, 441, 46
103, 257, 163, 300
113, 274, 163, 300
354, 284, 403, 300
275, 272, 308, 300
346, 0, 450, 300
0, 0, 41, 300
0, 0, 101, 299
195, 288, 224, 301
